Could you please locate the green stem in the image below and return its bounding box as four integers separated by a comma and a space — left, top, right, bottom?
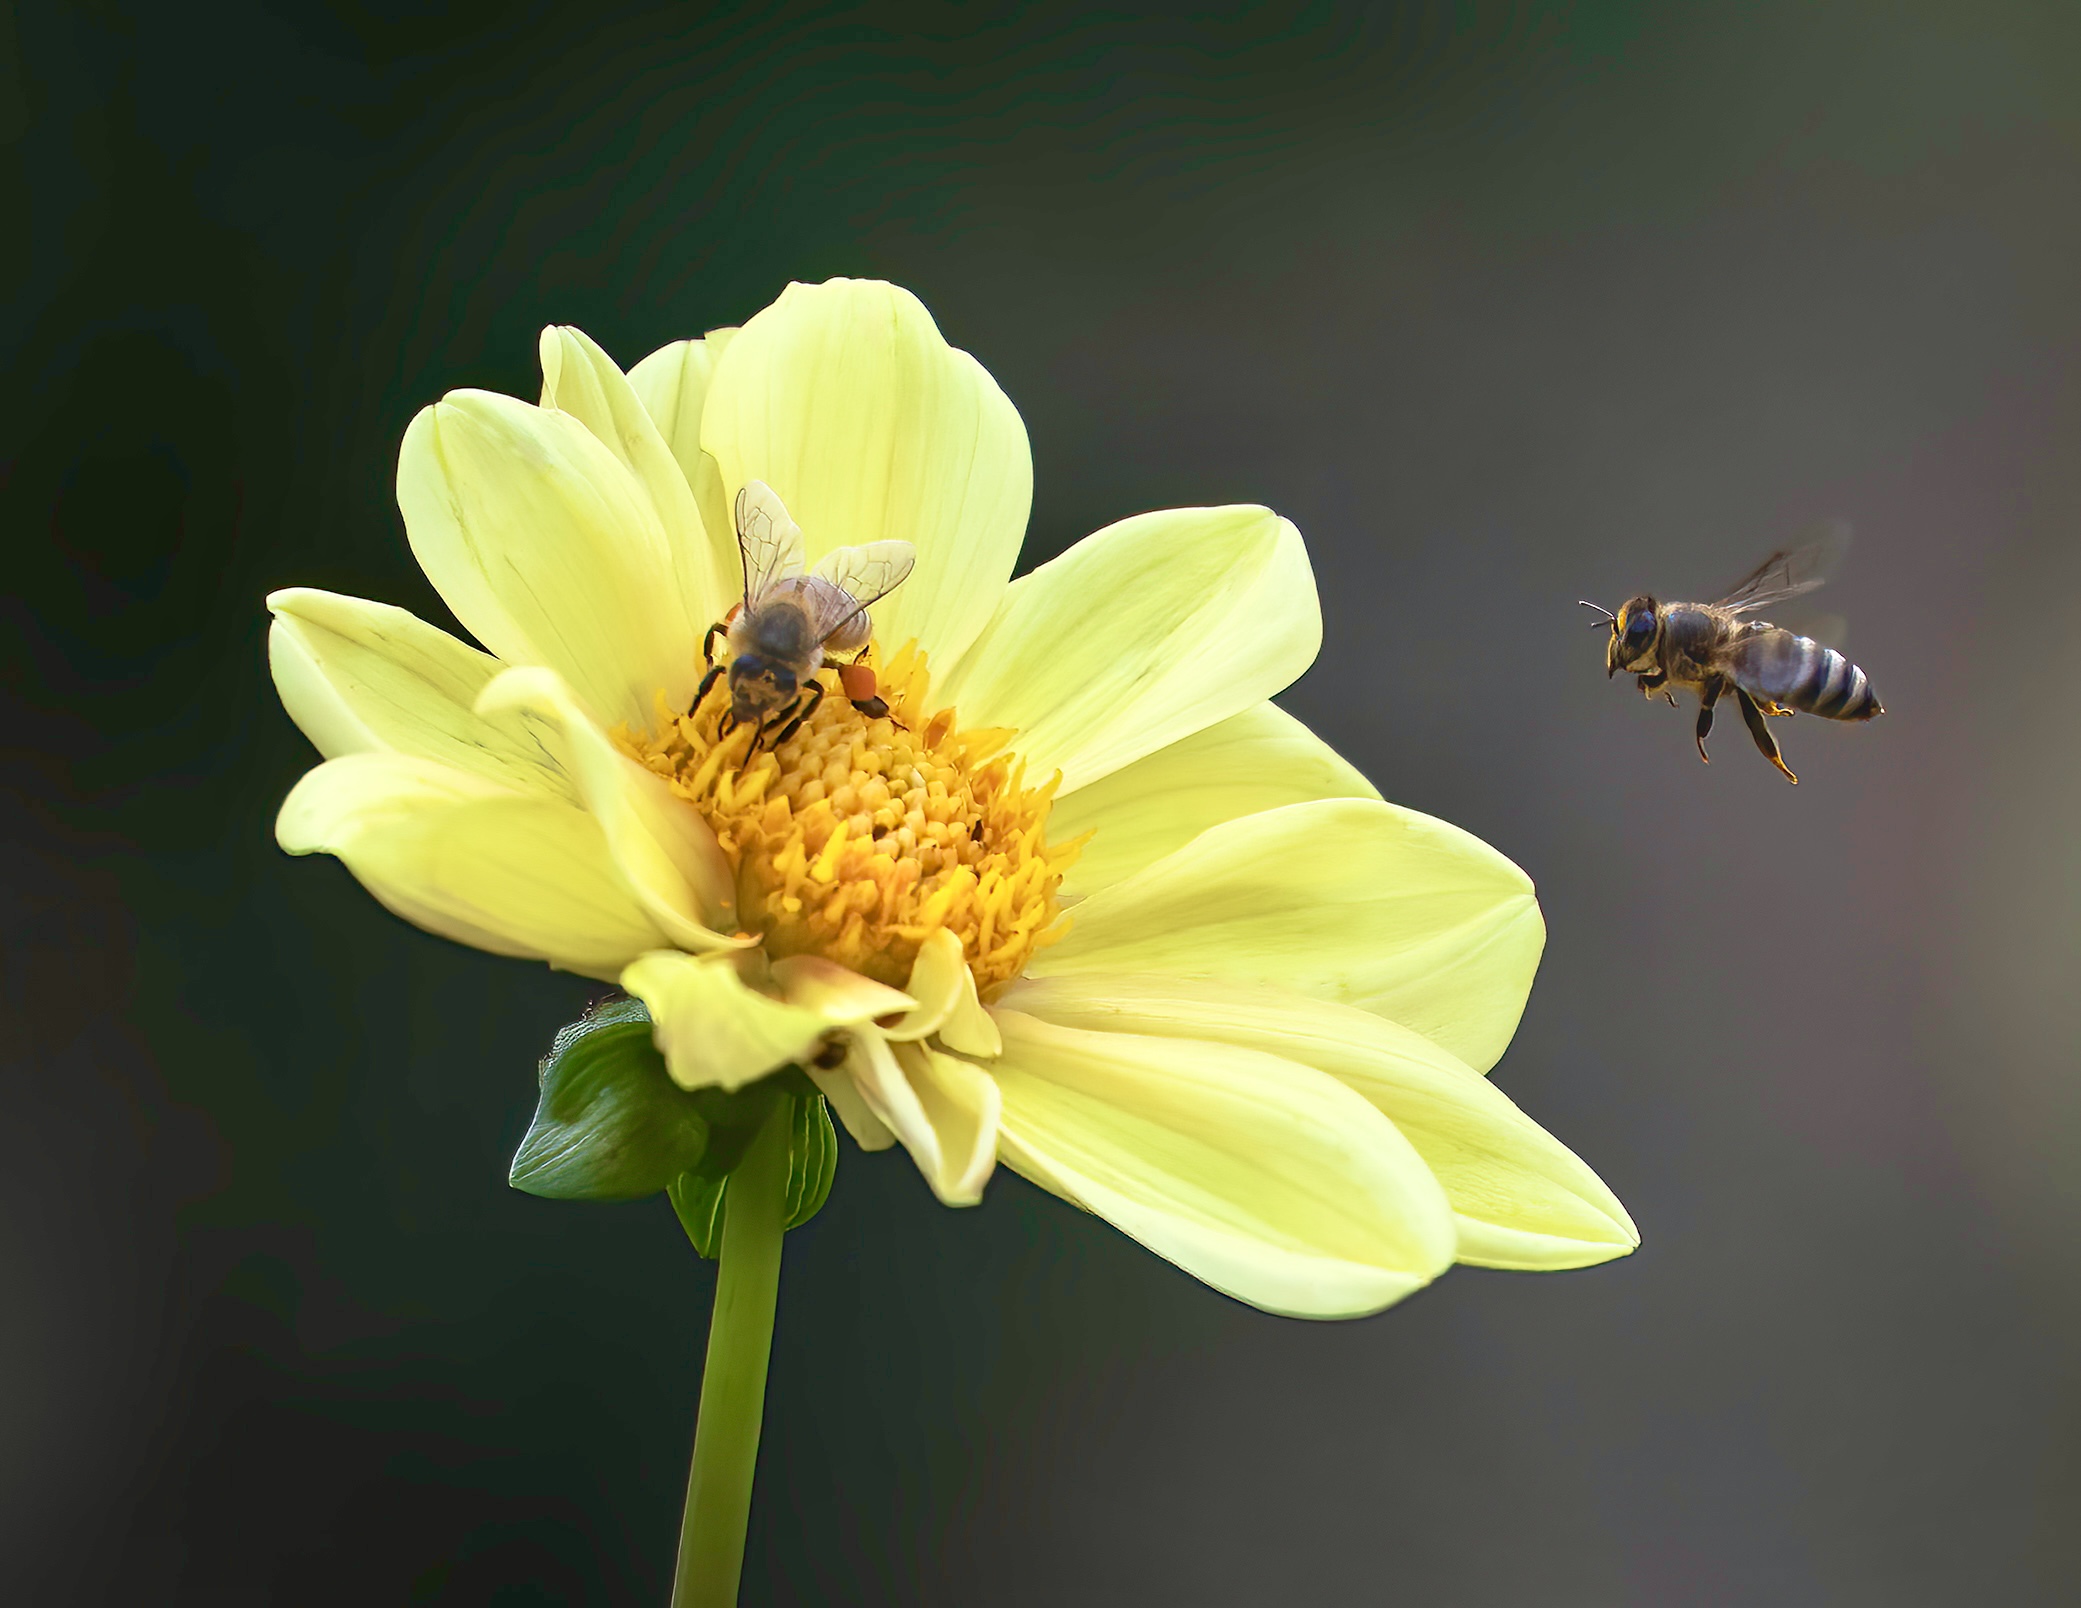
671, 1097, 788, 1608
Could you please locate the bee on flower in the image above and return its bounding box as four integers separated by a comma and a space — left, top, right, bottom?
697, 479, 915, 743
268, 277, 1636, 1318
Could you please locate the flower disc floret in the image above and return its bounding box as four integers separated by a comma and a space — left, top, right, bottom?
626, 643, 1080, 996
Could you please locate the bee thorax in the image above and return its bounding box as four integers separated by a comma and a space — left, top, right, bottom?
734, 597, 822, 663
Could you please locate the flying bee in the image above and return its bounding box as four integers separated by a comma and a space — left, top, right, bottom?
693, 480, 917, 749
1583, 522, 1884, 784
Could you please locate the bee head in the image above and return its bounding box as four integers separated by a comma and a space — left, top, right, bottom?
728, 654, 798, 725
1607, 595, 1659, 676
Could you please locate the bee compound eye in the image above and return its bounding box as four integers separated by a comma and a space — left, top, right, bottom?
1625, 609, 1656, 647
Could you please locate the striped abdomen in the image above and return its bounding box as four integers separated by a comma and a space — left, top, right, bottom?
1729, 627, 1883, 720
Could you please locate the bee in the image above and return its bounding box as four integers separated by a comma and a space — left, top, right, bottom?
1583, 522, 1884, 784
693, 480, 917, 748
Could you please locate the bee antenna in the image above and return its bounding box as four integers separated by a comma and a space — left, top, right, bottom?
1577, 600, 1617, 627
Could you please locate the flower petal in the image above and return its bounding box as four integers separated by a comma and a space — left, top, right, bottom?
989, 1009, 1455, 1318
276, 753, 667, 977
939, 979, 1002, 1058
843, 1030, 944, 1182
770, 953, 917, 1023
1050, 700, 1378, 896
839, 1032, 1000, 1205
626, 329, 739, 586
879, 927, 999, 1055
267, 587, 575, 802
538, 326, 737, 635
933, 506, 1320, 794
905, 1046, 1001, 1205
1005, 973, 1637, 1270
475, 666, 740, 951
621, 950, 830, 1092
807, 1063, 895, 1151
1029, 797, 1543, 1073
397, 389, 697, 730
699, 278, 1032, 669
879, 927, 965, 1040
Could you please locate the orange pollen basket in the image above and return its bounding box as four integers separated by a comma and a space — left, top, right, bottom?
623, 643, 1081, 997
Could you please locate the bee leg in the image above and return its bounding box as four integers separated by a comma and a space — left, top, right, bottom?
1695, 679, 1723, 764
840, 651, 907, 730
1735, 687, 1798, 784
851, 696, 908, 732
1636, 671, 1667, 703
691, 661, 722, 715
770, 679, 826, 747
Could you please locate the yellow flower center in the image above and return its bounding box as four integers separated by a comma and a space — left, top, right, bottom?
628, 645, 1078, 997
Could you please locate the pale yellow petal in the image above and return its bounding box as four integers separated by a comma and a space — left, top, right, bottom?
938, 971, 1002, 1058
880, 928, 959, 1038
842, 1030, 944, 1182
475, 666, 739, 950
807, 1063, 895, 1151
835, 1033, 1000, 1205
769, 953, 916, 1023
621, 950, 829, 1092
1030, 797, 1543, 1073
538, 325, 735, 632
1005, 974, 1637, 1270
905, 1046, 1001, 1205
699, 279, 1031, 668
989, 1009, 1455, 1318
276, 753, 666, 977
626, 329, 739, 590
933, 506, 1319, 794
878, 929, 1003, 1055
268, 603, 386, 763
1050, 700, 1378, 896
396, 389, 696, 730
266, 587, 574, 802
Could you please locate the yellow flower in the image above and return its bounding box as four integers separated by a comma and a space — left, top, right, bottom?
270, 278, 1636, 1318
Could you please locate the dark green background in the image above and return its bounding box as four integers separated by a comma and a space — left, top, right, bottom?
8, 2, 2081, 1602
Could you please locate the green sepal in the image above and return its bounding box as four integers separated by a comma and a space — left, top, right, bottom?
668, 1078, 839, 1258
509, 997, 709, 1200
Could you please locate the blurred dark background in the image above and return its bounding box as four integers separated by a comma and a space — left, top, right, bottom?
7, 1, 2080, 1602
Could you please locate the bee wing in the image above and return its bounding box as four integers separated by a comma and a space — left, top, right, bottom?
1792, 611, 1848, 651
1738, 606, 1848, 650
804, 540, 917, 641
1711, 520, 1852, 614
734, 480, 807, 604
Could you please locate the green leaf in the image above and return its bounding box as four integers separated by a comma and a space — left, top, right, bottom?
510, 997, 709, 1200
669, 1083, 839, 1258
784, 1084, 839, 1227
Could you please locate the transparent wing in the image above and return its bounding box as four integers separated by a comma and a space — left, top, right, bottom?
804, 540, 917, 641
734, 480, 806, 604
1791, 611, 1848, 651
1742, 606, 1848, 649
1712, 520, 1852, 614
